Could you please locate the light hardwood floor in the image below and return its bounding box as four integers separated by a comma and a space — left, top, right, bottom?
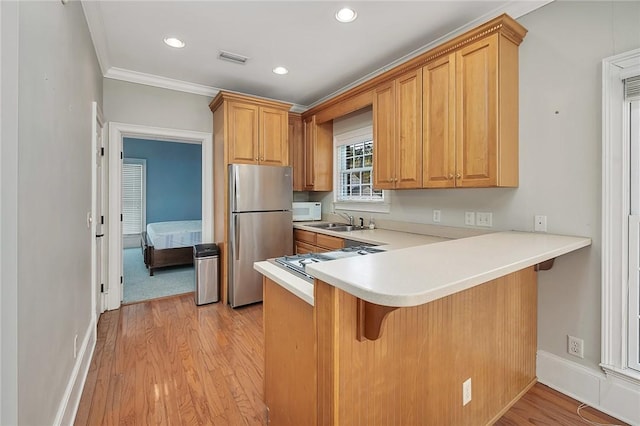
76, 293, 627, 426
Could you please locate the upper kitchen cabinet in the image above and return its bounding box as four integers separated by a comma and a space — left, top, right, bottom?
210, 91, 291, 166
423, 54, 456, 188
303, 115, 333, 191
373, 69, 423, 189
423, 30, 522, 188
289, 113, 305, 191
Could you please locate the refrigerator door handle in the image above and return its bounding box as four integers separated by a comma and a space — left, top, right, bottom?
234, 215, 240, 261
231, 166, 238, 212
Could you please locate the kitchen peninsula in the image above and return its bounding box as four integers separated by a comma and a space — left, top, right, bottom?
254, 226, 591, 426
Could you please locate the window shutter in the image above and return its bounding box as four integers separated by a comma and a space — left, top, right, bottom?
122, 161, 145, 235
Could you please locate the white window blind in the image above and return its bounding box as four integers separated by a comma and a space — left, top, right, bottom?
336, 141, 383, 201
122, 159, 146, 235
626, 75, 640, 100
334, 126, 383, 203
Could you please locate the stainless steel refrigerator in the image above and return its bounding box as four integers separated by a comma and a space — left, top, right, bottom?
228, 164, 293, 307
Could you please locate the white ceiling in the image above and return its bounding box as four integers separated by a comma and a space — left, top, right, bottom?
82, 1, 549, 109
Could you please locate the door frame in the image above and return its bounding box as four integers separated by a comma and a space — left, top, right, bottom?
107, 122, 213, 311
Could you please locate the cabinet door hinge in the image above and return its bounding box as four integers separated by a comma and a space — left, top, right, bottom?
101, 215, 104, 225
120, 276, 123, 284
100, 147, 105, 156
100, 283, 104, 293
120, 214, 123, 222
120, 151, 123, 160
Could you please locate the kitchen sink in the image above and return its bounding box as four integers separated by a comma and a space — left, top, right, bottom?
306, 222, 348, 229
306, 222, 356, 232
325, 225, 354, 232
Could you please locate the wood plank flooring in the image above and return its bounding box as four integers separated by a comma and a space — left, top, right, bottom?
76, 293, 627, 426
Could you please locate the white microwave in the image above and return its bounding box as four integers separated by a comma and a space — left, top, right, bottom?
292, 202, 322, 221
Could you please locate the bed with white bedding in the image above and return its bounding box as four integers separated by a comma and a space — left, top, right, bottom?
141, 220, 202, 276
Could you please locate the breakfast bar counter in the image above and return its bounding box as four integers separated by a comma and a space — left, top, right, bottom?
305, 231, 591, 307
256, 229, 591, 426
254, 230, 590, 307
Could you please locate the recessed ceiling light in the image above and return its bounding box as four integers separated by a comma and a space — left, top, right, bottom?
273, 66, 289, 75
163, 37, 185, 48
335, 7, 357, 23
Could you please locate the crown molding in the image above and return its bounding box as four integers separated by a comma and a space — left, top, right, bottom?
105, 67, 221, 97
81, 1, 110, 75
306, 0, 552, 109
104, 67, 309, 112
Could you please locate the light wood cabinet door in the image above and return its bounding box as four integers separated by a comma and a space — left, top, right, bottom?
303, 115, 333, 191
294, 229, 316, 245
373, 80, 396, 189
315, 233, 344, 251
260, 106, 289, 166
395, 69, 423, 189
374, 71, 422, 190
264, 279, 316, 426
295, 241, 316, 255
303, 116, 316, 190
228, 101, 259, 164
289, 113, 304, 191
423, 33, 518, 189
423, 54, 456, 188
455, 34, 498, 187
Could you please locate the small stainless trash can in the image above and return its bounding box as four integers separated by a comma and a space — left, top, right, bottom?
194, 243, 220, 305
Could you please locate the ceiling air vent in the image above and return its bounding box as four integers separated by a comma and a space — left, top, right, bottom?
218, 50, 249, 65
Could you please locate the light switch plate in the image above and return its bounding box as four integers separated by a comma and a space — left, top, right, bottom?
433, 210, 441, 223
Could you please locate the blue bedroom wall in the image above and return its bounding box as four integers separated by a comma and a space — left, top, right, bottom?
123, 137, 202, 224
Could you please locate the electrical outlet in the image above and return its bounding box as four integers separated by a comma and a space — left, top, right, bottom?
74, 334, 78, 359
568, 335, 584, 358
462, 378, 472, 406
476, 212, 493, 227
465, 212, 475, 226
534, 215, 547, 232
433, 210, 441, 223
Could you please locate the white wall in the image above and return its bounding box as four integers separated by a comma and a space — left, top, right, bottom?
1, 2, 19, 424
103, 79, 212, 132
311, 1, 640, 373
1, 2, 103, 424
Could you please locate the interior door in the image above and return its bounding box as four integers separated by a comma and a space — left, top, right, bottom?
92, 101, 106, 317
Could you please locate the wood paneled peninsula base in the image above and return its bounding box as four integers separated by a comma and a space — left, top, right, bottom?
259, 232, 591, 426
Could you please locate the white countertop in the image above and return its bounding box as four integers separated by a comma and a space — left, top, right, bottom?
255, 225, 591, 308
254, 261, 315, 306
306, 231, 591, 307
293, 222, 450, 249
255, 224, 449, 307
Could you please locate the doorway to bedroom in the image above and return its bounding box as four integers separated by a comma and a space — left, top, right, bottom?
122, 137, 202, 304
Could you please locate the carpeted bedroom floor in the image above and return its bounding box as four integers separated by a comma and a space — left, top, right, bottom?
123, 247, 195, 304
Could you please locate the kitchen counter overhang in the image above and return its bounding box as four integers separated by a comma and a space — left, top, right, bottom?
254, 230, 591, 308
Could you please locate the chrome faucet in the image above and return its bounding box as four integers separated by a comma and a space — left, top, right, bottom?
337, 212, 354, 226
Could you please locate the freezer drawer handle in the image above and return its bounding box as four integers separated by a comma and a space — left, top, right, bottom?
234, 215, 240, 260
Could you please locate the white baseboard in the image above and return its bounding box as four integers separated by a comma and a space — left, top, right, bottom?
537, 350, 640, 425
53, 317, 97, 426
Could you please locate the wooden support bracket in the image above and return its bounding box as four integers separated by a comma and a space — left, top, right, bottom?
357, 299, 398, 342
534, 258, 555, 271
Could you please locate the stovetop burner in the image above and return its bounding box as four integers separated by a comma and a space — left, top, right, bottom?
272, 245, 384, 282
